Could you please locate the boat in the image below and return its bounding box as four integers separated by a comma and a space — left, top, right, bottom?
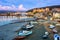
56, 24, 60, 26
26, 25, 34, 29
49, 25, 55, 29
18, 30, 32, 36
45, 32, 49, 35
42, 32, 49, 39
22, 25, 34, 30
54, 34, 60, 40
42, 35, 48, 39
52, 28, 57, 33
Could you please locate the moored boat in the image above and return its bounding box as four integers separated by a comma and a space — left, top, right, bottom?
18, 30, 32, 36
49, 25, 55, 29
22, 25, 34, 30
54, 34, 60, 40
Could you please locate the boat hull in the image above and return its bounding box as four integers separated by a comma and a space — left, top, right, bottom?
13, 36, 26, 40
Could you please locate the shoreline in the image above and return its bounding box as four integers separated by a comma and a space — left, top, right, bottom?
0, 22, 28, 40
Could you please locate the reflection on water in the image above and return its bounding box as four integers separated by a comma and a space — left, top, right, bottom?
0, 16, 34, 26
0, 16, 18, 26
0, 16, 28, 21
0, 16, 18, 21
0, 16, 28, 26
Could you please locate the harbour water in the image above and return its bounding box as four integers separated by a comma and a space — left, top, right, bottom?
0, 16, 36, 40
0, 16, 29, 26
0, 16, 52, 40
0, 16, 18, 26
0, 16, 28, 40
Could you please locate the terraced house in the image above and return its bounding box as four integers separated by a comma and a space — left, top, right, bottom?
26, 5, 60, 21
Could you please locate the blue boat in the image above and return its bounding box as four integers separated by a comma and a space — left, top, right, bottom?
18, 30, 32, 36
54, 34, 60, 40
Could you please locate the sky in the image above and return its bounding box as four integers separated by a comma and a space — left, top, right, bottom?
0, 0, 60, 11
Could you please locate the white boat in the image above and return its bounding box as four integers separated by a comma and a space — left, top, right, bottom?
45, 32, 49, 35
26, 25, 34, 29
22, 25, 34, 30
42, 35, 48, 39
49, 25, 55, 29
18, 30, 32, 36
56, 24, 60, 26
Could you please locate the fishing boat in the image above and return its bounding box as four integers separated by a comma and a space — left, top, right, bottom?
18, 30, 32, 36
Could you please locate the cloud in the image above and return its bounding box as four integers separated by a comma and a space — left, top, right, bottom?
18, 4, 27, 10
0, 5, 16, 10
0, 4, 27, 11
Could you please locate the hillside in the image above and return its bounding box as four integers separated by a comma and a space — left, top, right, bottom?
0, 10, 26, 14
26, 5, 60, 12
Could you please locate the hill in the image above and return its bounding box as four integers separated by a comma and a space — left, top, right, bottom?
26, 5, 60, 12
0, 10, 26, 14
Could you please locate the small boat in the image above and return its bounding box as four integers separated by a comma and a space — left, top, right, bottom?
26, 25, 34, 29
42, 35, 48, 39
56, 24, 60, 26
49, 25, 55, 29
18, 30, 32, 36
22, 25, 34, 30
54, 34, 60, 40
42, 32, 49, 39
52, 28, 57, 33
45, 32, 49, 35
